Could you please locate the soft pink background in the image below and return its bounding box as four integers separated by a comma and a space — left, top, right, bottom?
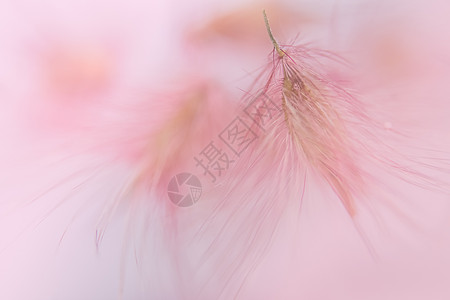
0, 0, 450, 299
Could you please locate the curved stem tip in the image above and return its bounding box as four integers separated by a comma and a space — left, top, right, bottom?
263, 10, 284, 57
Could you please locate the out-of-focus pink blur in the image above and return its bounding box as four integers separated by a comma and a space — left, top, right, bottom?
1, 0, 450, 299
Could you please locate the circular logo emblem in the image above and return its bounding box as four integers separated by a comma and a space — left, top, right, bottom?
167, 173, 202, 207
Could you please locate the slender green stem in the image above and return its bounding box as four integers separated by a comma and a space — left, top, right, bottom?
263, 10, 284, 57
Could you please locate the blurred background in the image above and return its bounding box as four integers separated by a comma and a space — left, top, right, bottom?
0, 0, 450, 299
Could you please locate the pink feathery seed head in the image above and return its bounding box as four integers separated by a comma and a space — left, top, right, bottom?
108, 81, 236, 165
127, 84, 237, 191
182, 12, 383, 293
72, 80, 243, 298
256, 10, 368, 217
92, 80, 239, 237
201, 14, 450, 286
254, 10, 450, 225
